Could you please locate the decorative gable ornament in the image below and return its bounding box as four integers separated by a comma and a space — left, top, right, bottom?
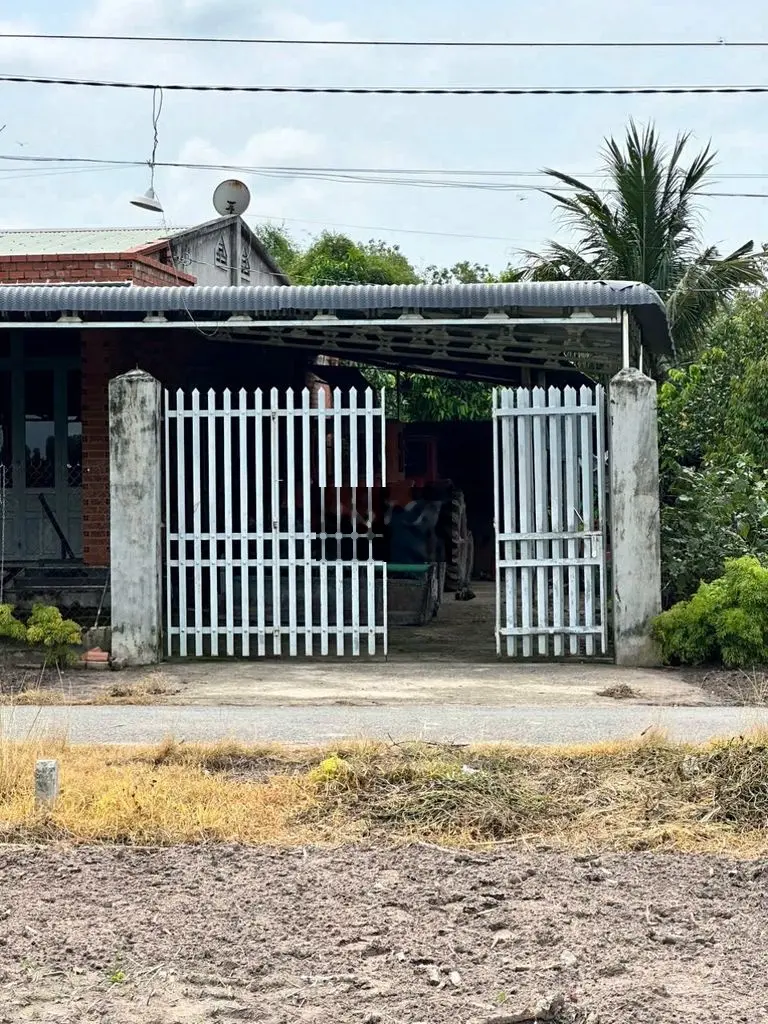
215, 237, 228, 269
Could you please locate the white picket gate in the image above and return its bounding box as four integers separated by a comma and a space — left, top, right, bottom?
493, 385, 608, 658
163, 386, 388, 658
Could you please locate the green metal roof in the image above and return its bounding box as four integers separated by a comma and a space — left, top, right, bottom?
0, 227, 180, 256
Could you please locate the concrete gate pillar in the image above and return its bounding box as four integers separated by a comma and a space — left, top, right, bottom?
109, 369, 163, 666
609, 368, 662, 666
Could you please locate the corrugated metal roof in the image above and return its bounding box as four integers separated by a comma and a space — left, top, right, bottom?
0, 280, 672, 353
0, 227, 180, 255
0, 279, 663, 312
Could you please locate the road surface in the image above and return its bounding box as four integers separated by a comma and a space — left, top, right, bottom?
2, 703, 766, 745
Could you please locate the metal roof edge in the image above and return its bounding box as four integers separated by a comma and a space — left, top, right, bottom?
0, 279, 672, 353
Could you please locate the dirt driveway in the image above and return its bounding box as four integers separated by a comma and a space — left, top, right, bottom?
1, 845, 764, 1023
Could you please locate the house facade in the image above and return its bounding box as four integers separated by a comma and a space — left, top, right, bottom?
0, 216, 289, 569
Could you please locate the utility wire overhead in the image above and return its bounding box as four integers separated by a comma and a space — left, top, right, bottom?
1, 74, 768, 95
5, 153, 768, 180
1, 153, 767, 198
2, 32, 768, 48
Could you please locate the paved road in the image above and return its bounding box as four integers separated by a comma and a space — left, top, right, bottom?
2, 704, 766, 745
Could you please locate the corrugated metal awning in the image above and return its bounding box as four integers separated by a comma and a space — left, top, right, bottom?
0, 280, 672, 382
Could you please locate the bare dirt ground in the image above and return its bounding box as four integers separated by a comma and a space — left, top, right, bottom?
1, 845, 765, 1023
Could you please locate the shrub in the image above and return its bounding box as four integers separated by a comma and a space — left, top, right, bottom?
0, 604, 27, 643
24, 604, 82, 667
653, 556, 768, 667
660, 461, 768, 605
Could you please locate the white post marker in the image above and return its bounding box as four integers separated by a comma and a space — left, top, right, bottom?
35, 759, 59, 809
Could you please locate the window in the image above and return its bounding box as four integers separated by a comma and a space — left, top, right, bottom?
25, 370, 55, 488
240, 248, 251, 278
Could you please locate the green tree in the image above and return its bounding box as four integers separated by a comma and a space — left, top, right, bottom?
289, 232, 420, 285
253, 224, 302, 278
659, 290, 768, 470
425, 261, 524, 284
658, 291, 768, 604
524, 121, 764, 364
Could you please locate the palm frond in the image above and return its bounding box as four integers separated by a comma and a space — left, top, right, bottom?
524, 120, 759, 373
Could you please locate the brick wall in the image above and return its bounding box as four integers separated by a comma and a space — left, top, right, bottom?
0, 253, 195, 286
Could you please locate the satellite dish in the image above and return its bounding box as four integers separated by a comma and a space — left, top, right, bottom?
213, 179, 251, 217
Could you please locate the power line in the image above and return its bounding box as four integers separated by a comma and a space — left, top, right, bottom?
5, 153, 768, 181
0, 153, 767, 198
1, 74, 768, 95
248, 210, 527, 244
2, 32, 768, 48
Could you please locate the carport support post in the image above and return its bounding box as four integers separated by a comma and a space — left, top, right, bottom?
109, 369, 163, 666
609, 368, 662, 666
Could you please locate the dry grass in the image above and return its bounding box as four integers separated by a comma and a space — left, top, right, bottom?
2, 728, 768, 854
596, 683, 639, 700
0, 672, 180, 706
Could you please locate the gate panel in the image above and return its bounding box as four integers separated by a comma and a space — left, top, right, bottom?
164, 386, 387, 658
493, 385, 608, 658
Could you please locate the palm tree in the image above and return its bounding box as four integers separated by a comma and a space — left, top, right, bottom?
523, 121, 764, 366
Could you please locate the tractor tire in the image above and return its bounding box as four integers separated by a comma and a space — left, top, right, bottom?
444, 491, 467, 593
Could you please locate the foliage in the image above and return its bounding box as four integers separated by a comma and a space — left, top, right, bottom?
660, 463, 768, 606
257, 229, 420, 286
523, 120, 764, 365
253, 223, 302, 278
0, 604, 26, 643
423, 261, 524, 284
659, 291, 768, 469
658, 291, 768, 603
653, 556, 768, 667
24, 605, 82, 667
395, 373, 491, 422
361, 366, 491, 422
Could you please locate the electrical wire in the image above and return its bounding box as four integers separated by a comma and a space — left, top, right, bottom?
1, 74, 768, 95
248, 211, 527, 243
149, 86, 163, 192
1, 153, 767, 199
5, 153, 768, 182
2, 32, 768, 48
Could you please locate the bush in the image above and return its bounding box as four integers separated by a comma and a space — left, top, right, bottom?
0, 604, 27, 643
25, 604, 82, 667
653, 556, 768, 667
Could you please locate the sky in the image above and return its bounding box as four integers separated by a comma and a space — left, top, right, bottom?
0, 0, 767, 276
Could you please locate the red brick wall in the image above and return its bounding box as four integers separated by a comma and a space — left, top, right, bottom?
0, 253, 195, 286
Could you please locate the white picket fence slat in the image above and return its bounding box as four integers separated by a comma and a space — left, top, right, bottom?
164, 386, 388, 658
493, 385, 608, 658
